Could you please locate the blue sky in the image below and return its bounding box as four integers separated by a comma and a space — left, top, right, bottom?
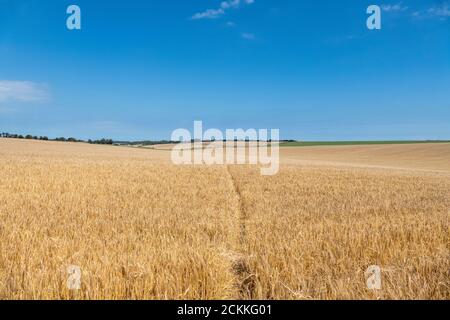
0, 0, 449, 140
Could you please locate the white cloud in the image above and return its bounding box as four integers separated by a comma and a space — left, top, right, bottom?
191, 0, 255, 20
0, 80, 49, 103
411, 2, 450, 20
381, 3, 409, 12
192, 8, 225, 20
428, 3, 450, 17
241, 32, 255, 40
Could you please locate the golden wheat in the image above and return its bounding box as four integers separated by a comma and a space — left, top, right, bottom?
0, 139, 448, 299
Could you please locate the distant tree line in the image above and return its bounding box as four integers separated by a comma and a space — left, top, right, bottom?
1, 132, 113, 145
118, 140, 179, 146
1, 132, 296, 145
88, 138, 113, 145
1, 132, 49, 140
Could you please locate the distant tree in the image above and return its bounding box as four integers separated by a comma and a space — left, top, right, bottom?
91, 138, 113, 145
25, 135, 33, 139
18, 135, 24, 139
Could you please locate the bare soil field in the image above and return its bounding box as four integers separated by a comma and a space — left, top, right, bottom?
0, 139, 448, 299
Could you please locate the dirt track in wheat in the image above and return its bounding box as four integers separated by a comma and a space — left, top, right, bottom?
0, 139, 449, 299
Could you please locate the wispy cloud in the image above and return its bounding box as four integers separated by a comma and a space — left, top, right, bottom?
241, 32, 255, 40
191, 0, 255, 20
428, 2, 450, 17
410, 2, 450, 20
381, 3, 409, 12
191, 8, 225, 20
0, 80, 50, 103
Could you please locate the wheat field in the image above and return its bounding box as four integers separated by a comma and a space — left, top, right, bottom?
0, 139, 449, 299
